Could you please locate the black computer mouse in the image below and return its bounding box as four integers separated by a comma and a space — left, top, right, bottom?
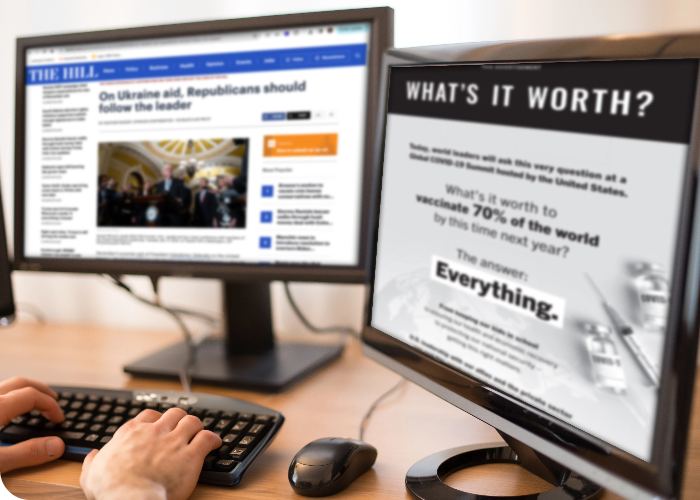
288, 437, 378, 497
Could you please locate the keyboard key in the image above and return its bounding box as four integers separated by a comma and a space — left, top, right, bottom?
44, 422, 58, 430
87, 395, 101, 403
30, 410, 41, 417
60, 392, 74, 400
102, 397, 115, 404
238, 413, 253, 421
84, 402, 98, 412
65, 411, 79, 420
85, 434, 100, 442
160, 403, 175, 411
255, 415, 272, 424
190, 409, 207, 419
128, 407, 141, 418
247, 424, 266, 435
206, 410, 221, 419
202, 417, 216, 430
238, 436, 255, 446
104, 425, 118, 435
94, 414, 108, 423
69, 401, 83, 411
214, 419, 232, 431
89, 424, 103, 433
108, 416, 123, 425
222, 433, 239, 444
217, 445, 232, 457
60, 421, 74, 430
215, 459, 239, 472
202, 455, 217, 471
231, 421, 248, 432
26, 418, 42, 427
229, 447, 248, 460
144, 402, 159, 410
113, 406, 127, 415
74, 422, 88, 431
220, 412, 237, 420
78, 412, 94, 421
98, 404, 112, 414
11, 416, 25, 425
100, 436, 112, 444
116, 398, 129, 406
58, 399, 70, 409
130, 400, 144, 409
74, 394, 87, 401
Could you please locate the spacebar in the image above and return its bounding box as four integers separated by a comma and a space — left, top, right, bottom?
1, 425, 85, 444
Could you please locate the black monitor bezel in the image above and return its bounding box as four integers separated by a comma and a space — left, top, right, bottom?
13, 7, 393, 284
363, 34, 700, 499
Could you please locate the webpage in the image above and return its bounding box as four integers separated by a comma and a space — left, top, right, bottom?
24, 22, 371, 265
372, 59, 699, 460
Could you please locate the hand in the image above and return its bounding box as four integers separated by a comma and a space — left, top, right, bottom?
80, 408, 221, 500
0, 377, 65, 473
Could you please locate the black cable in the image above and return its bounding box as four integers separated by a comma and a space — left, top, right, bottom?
103, 274, 216, 392
359, 378, 407, 442
283, 282, 360, 338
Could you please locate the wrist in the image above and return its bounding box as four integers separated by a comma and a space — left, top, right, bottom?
92, 480, 166, 500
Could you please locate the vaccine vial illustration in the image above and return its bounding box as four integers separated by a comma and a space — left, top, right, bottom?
583, 323, 627, 394
633, 263, 669, 331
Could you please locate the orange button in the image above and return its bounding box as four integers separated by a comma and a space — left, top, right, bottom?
263, 133, 338, 157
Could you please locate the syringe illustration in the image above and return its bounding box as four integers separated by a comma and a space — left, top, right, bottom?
585, 274, 660, 388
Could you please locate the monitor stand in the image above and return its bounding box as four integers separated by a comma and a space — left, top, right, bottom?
405, 431, 602, 500
124, 282, 344, 393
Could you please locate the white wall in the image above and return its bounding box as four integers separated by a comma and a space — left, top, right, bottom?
1, 0, 699, 335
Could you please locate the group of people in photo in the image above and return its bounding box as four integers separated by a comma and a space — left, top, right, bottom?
97, 163, 247, 228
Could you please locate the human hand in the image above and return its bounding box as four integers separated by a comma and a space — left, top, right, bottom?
80, 408, 221, 500
0, 377, 65, 473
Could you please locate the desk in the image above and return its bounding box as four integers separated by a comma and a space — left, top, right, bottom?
0, 323, 699, 499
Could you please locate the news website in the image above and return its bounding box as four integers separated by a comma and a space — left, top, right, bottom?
24, 22, 371, 265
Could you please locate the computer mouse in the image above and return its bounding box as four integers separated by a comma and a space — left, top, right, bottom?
288, 437, 378, 497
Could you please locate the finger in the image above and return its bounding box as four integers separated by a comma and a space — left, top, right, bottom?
156, 408, 188, 432
133, 408, 162, 423
80, 449, 99, 492
0, 437, 64, 473
173, 414, 204, 442
0, 387, 64, 426
0, 377, 58, 399
188, 430, 222, 459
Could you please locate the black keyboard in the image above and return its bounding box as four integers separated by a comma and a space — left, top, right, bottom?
0, 386, 284, 487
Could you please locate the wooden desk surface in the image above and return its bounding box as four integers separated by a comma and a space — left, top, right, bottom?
0, 322, 698, 499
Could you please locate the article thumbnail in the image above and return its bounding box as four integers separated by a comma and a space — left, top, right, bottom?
97, 138, 248, 228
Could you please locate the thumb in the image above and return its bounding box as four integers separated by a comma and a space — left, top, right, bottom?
0, 437, 65, 473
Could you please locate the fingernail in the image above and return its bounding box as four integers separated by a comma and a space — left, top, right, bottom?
46, 437, 62, 457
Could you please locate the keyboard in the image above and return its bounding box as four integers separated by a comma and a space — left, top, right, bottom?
0, 386, 284, 487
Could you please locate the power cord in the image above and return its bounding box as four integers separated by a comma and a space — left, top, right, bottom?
359, 377, 407, 442
103, 274, 217, 392
283, 282, 360, 338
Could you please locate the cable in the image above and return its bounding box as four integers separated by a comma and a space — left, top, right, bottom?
359, 378, 407, 442
103, 274, 216, 392
283, 282, 360, 338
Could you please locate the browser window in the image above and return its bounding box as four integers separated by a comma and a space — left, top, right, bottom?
24, 22, 371, 265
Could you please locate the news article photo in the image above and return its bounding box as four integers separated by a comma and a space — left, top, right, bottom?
97, 138, 248, 228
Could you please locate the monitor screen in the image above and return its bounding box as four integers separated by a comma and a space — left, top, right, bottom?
22, 21, 372, 267
371, 59, 698, 462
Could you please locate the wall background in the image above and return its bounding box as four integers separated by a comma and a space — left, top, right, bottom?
1, 0, 699, 337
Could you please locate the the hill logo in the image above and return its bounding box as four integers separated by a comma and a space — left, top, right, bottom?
27, 64, 99, 83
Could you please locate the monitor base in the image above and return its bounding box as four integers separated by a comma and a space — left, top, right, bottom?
405, 442, 602, 500
124, 338, 344, 393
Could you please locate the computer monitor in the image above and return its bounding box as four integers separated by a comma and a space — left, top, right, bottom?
363, 34, 700, 499
14, 8, 393, 392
